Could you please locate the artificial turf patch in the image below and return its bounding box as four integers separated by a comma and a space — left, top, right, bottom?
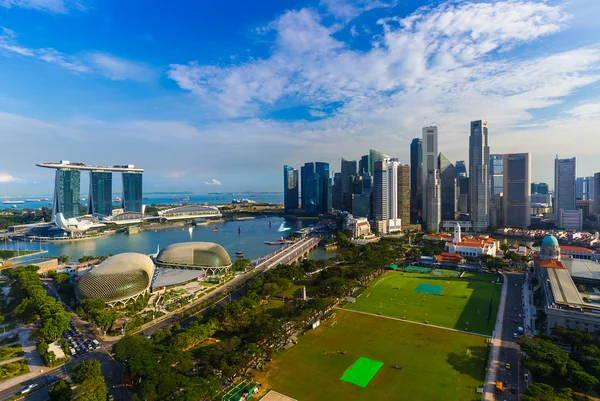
414, 283, 443, 295
340, 357, 383, 388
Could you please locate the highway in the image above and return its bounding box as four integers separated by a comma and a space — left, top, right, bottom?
496, 272, 529, 400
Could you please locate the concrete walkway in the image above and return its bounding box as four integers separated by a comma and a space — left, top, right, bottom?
0, 357, 25, 366
335, 307, 491, 338
482, 274, 508, 401
0, 330, 45, 391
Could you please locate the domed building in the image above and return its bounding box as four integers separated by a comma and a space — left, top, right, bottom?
75, 253, 155, 307
539, 235, 561, 261
156, 242, 232, 274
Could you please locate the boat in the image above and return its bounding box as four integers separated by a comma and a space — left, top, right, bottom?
235, 251, 244, 258
188, 227, 194, 235
112, 197, 122, 203
268, 221, 272, 228
25, 199, 41, 202
213, 225, 218, 232
3, 200, 24, 204
41, 198, 49, 201
238, 226, 241, 234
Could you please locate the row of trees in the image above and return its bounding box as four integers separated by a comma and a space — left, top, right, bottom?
6, 265, 70, 341
519, 326, 600, 398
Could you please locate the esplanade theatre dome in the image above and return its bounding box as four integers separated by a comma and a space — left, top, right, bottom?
75, 253, 155, 306
156, 242, 232, 274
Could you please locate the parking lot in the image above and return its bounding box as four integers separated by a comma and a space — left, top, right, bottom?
62, 322, 99, 357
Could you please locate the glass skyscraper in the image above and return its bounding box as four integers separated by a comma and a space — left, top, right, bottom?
359, 154, 371, 175
503, 153, 531, 228
410, 138, 422, 224
283, 165, 299, 212
88, 171, 113, 217
438, 153, 456, 222
469, 120, 490, 232
554, 157, 576, 228
301, 162, 331, 214
122, 172, 143, 213
490, 154, 503, 196
454, 161, 467, 179
53, 169, 81, 219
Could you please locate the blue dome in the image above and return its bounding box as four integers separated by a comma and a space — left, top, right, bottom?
542, 235, 558, 246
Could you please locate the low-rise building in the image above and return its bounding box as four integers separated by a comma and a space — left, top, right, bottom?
444, 223, 499, 257
344, 215, 372, 239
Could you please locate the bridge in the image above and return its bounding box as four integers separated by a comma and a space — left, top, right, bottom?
252, 237, 320, 271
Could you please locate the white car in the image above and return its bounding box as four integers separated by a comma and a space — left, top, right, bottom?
513, 333, 518, 338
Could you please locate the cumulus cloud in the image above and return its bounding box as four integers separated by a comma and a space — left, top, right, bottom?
0, 172, 21, 183
204, 179, 222, 186
0, 0, 85, 14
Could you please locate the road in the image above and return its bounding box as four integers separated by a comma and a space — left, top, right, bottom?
139, 237, 319, 335
496, 272, 529, 400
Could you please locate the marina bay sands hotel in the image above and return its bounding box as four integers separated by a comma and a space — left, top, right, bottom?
37, 161, 143, 220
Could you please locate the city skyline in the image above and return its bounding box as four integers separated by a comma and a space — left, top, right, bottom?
1, 0, 600, 195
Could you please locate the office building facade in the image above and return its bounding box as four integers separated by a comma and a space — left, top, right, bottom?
454, 161, 467, 179
88, 171, 112, 218
386, 160, 402, 233
490, 154, 503, 196
122, 172, 143, 213
372, 160, 388, 233
576, 177, 594, 201
410, 138, 423, 224
359, 154, 371, 175
425, 169, 441, 232
332, 172, 343, 210
438, 153, 456, 222
503, 153, 531, 229
421, 126, 438, 226
469, 120, 490, 232
315, 162, 332, 214
283, 165, 299, 212
457, 173, 469, 214
595, 173, 600, 216
397, 164, 411, 228
554, 157, 577, 228
53, 169, 81, 219
531, 182, 549, 195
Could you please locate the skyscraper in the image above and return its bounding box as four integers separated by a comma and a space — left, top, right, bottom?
88, 171, 112, 218
301, 162, 315, 210
454, 161, 467, 179
283, 165, 299, 212
359, 154, 371, 175
503, 153, 531, 229
576, 176, 594, 200
490, 154, 503, 196
332, 172, 343, 210
425, 169, 441, 232
369, 149, 390, 176
457, 173, 469, 214
122, 172, 143, 213
341, 158, 357, 212
421, 126, 438, 225
53, 169, 81, 219
594, 173, 600, 216
315, 162, 331, 214
397, 164, 411, 229
386, 159, 401, 233
410, 138, 422, 224
438, 153, 456, 222
469, 120, 490, 232
554, 157, 576, 228
372, 160, 388, 233
531, 182, 549, 195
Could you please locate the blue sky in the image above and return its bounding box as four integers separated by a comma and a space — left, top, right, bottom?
0, 0, 599, 195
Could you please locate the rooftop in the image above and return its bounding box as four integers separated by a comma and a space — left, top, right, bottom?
37, 162, 143, 172
564, 259, 600, 281
547, 266, 584, 306
560, 245, 594, 254
152, 268, 206, 288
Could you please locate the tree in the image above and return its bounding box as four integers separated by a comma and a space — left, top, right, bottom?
113, 336, 160, 377
58, 255, 70, 264
570, 369, 599, 392
71, 359, 102, 384
522, 383, 572, 401
578, 284, 586, 293
76, 375, 107, 401
232, 259, 251, 272
48, 380, 73, 401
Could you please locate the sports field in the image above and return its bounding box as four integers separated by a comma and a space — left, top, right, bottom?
259, 309, 487, 401
344, 271, 501, 335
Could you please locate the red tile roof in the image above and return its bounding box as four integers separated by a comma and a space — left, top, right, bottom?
537, 259, 566, 269
560, 245, 594, 254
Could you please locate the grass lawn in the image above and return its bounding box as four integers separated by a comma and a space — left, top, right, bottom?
0, 360, 29, 381
258, 309, 487, 401
0, 346, 24, 362
344, 271, 501, 335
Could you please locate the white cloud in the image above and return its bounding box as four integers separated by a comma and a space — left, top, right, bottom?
0, 0, 85, 14
320, 0, 396, 21
0, 29, 152, 81
204, 179, 222, 186
86, 53, 154, 81
0, 172, 21, 183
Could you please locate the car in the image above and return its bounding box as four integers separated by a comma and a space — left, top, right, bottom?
524, 373, 529, 382
511, 388, 517, 394
513, 333, 518, 338
108, 395, 114, 401
46, 376, 58, 383
506, 363, 511, 369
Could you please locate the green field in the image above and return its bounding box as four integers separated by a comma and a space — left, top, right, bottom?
260, 309, 487, 401
345, 271, 501, 335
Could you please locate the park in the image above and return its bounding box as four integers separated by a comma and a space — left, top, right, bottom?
344, 268, 502, 335
259, 308, 488, 401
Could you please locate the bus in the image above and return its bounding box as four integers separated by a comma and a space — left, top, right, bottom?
495, 381, 503, 394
